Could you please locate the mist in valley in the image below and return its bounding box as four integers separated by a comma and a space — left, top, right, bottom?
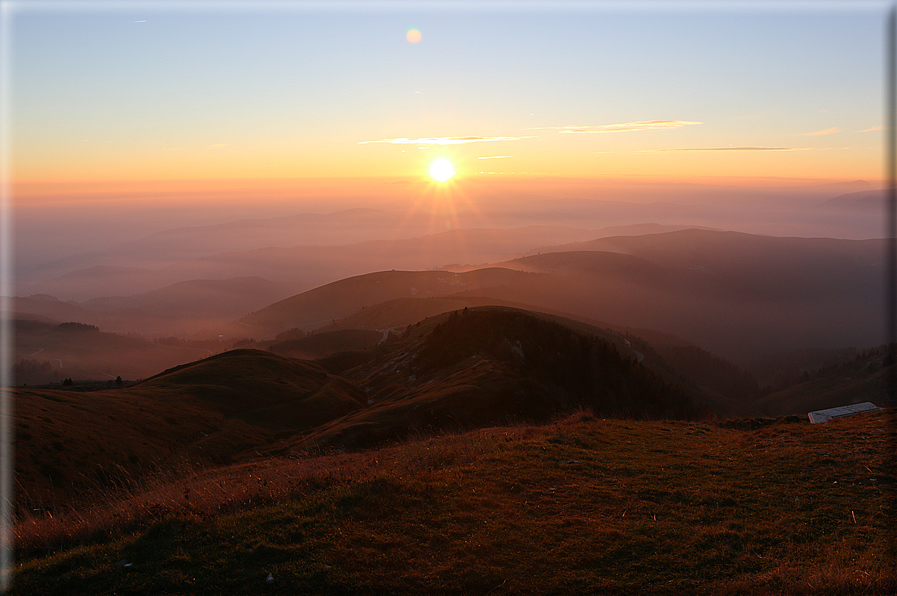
9, 177, 888, 396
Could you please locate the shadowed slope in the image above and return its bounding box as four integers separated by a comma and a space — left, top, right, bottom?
135, 349, 367, 431
754, 346, 892, 417
268, 329, 384, 360
297, 307, 707, 452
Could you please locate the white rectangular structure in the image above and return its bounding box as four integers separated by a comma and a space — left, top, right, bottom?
808, 402, 881, 424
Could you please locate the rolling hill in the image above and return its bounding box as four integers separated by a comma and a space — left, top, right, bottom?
14, 306, 721, 515
238, 268, 537, 333
134, 350, 368, 433
753, 345, 892, 417
285, 307, 709, 452
15, 228, 882, 387
526, 229, 883, 302
14, 298, 883, 535
233, 229, 882, 369
820, 187, 887, 210
15, 349, 370, 512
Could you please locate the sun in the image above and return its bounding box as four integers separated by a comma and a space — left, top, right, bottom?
429, 159, 455, 182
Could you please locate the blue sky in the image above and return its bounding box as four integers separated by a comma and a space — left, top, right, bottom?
4, 0, 891, 186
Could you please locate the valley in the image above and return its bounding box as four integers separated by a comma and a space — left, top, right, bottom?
7, 191, 893, 594
11, 208, 892, 506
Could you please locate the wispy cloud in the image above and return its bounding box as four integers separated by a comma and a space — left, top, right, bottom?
477, 155, 512, 159
650, 147, 803, 152
359, 136, 529, 145
550, 120, 701, 134
801, 127, 841, 136
860, 125, 885, 132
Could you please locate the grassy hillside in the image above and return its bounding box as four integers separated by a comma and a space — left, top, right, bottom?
268, 329, 384, 360
19, 304, 833, 517
134, 350, 368, 432
10, 410, 893, 594
755, 346, 892, 417
15, 386, 230, 513
318, 295, 534, 332
292, 307, 707, 452
16, 301, 865, 524
15, 350, 369, 513
14, 306, 723, 513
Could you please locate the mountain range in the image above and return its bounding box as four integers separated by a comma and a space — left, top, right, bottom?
14, 306, 710, 512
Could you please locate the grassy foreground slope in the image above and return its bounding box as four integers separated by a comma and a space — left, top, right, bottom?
11, 410, 893, 595
15, 350, 368, 513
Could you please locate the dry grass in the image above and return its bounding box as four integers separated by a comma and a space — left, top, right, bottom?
9, 410, 895, 594
14, 423, 530, 558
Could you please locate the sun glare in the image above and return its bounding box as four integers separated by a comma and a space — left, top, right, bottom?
429, 159, 455, 182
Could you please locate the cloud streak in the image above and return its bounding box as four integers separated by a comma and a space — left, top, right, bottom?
359, 136, 529, 145
650, 147, 803, 152
860, 125, 884, 132
801, 127, 841, 136
554, 120, 701, 134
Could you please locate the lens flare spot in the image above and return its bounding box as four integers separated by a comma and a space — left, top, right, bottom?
429, 159, 455, 182
406, 29, 422, 43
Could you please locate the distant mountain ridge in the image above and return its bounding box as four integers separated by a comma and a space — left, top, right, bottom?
239, 268, 536, 332
10, 277, 299, 337
821, 188, 890, 209
237, 229, 882, 366
11, 228, 884, 387
17, 225, 601, 300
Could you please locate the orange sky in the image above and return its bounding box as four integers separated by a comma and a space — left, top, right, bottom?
7, 7, 888, 206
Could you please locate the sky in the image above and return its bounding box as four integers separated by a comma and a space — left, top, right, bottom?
2, 0, 891, 207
